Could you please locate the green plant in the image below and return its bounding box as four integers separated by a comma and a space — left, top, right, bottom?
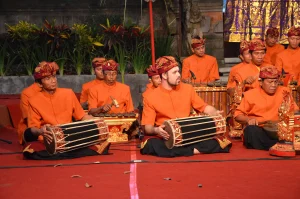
0, 39, 17, 76
6, 21, 39, 75
71, 24, 103, 75
131, 43, 151, 74
113, 43, 127, 83
155, 33, 174, 58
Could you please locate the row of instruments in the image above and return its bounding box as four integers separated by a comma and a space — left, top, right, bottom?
42, 84, 300, 155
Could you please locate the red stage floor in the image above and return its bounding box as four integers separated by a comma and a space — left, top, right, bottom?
1, 126, 300, 199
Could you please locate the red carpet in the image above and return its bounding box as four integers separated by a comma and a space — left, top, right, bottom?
0, 94, 299, 199
1, 126, 300, 199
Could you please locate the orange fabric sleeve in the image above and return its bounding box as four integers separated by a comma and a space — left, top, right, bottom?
80, 84, 88, 103
87, 87, 98, 110
181, 59, 191, 80
71, 91, 86, 120
275, 54, 283, 73
20, 92, 30, 119
141, 97, 156, 125
234, 97, 248, 118
209, 59, 220, 81
28, 103, 43, 128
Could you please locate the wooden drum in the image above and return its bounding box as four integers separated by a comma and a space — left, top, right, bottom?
163, 115, 226, 149
45, 119, 109, 155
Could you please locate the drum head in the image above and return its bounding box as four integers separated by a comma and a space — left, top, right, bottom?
263, 121, 278, 140
44, 126, 57, 155
163, 121, 175, 149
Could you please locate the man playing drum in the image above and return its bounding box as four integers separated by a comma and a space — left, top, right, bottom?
234, 66, 299, 151
141, 56, 232, 157
181, 36, 220, 83
143, 64, 161, 98
80, 57, 106, 109
24, 62, 110, 159
88, 59, 134, 115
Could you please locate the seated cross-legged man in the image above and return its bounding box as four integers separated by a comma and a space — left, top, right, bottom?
88, 59, 134, 115
234, 66, 298, 152
141, 56, 232, 157
24, 62, 110, 159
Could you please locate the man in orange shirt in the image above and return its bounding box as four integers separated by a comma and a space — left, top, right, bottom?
80, 57, 106, 109
234, 66, 298, 154
275, 26, 300, 77
182, 36, 220, 83
88, 59, 134, 115
25, 62, 109, 159
227, 40, 252, 95
142, 64, 161, 98
141, 56, 231, 157
263, 27, 285, 65
233, 38, 268, 91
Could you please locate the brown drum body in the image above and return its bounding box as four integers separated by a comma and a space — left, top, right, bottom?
45, 119, 109, 155
163, 115, 226, 149
194, 86, 229, 117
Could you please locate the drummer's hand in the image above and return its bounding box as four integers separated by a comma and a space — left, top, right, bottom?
244, 76, 255, 84
247, 118, 258, 125
101, 104, 112, 113
40, 125, 53, 145
204, 105, 222, 116
154, 125, 170, 140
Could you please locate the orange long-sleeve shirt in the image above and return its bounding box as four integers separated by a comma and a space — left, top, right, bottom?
17, 83, 41, 144
182, 54, 220, 83
142, 83, 208, 126
234, 86, 298, 123
88, 81, 134, 113
264, 44, 285, 65
80, 79, 103, 103
28, 88, 85, 128
275, 47, 300, 76
226, 62, 246, 89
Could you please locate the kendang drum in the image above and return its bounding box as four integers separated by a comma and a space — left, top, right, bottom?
193, 83, 229, 117
163, 115, 226, 149
44, 119, 109, 155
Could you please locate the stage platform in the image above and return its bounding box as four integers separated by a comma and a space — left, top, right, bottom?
0, 95, 300, 199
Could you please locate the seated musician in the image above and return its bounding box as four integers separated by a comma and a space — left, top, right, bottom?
227, 40, 252, 96
80, 57, 106, 109
263, 27, 285, 66
275, 26, 300, 77
143, 64, 161, 98
234, 66, 298, 151
88, 59, 134, 115
141, 56, 231, 157
233, 38, 268, 91
17, 63, 43, 144
24, 62, 110, 159
181, 36, 220, 83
